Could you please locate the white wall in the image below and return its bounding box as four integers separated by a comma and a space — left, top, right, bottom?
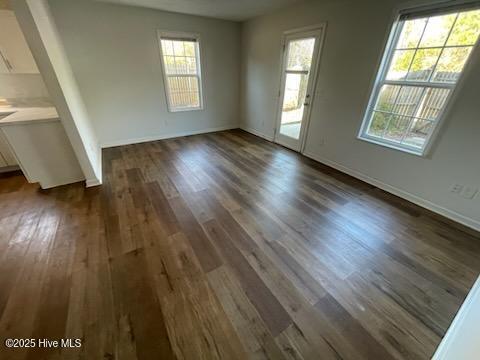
13, 0, 102, 186
47, 0, 241, 147
241, 0, 480, 230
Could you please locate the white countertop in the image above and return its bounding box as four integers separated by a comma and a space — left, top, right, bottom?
0, 107, 59, 126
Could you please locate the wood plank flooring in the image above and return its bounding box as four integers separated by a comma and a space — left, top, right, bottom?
1, 129, 479, 359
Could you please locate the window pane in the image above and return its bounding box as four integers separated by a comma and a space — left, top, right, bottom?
186, 57, 197, 74
384, 115, 411, 142
282, 73, 307, 112
168, 76, 200, 108
367, 111, 390, 137
392, 86, 424, 116
161, 40, 174, 55
164, 56, 176, 74
447, 9, 480, 46
174, 57, 188, 74
417, 88, 450, 120
419, 13, 457, 47
432, 46, 472, 83
280, 73, 308, 139
397, 18, 427, 49
374, 85, 400, 112
402, 119, 434, 148
286, 38, 315, 71
386, 50, 415, 80
173, 41, 185, 56
184, 41, 196, 56
407, 48, 441, 81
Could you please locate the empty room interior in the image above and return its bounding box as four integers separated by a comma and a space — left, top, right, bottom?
1, 0, 480, 358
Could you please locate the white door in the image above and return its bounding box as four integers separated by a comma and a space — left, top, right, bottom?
274, 26, 325, 152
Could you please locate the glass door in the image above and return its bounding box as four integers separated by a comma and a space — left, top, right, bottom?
275, 27, 324, 152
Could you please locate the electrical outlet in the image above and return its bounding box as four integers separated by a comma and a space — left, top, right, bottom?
460, 186, 478, 199
450, 183, 464, 194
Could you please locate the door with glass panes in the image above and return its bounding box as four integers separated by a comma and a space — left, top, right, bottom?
274, 27, 325, 152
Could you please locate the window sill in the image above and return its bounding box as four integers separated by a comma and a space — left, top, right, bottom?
357, 135, 426, 157
168, 106, 204, 113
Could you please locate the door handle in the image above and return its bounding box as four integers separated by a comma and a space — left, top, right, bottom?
304, 102, 310, 106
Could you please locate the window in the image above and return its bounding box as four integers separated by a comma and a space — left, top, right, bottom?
359, 6, 480, 155
158, 32, 203, 112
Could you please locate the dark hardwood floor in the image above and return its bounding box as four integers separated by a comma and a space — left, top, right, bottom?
1, 129, 479, 359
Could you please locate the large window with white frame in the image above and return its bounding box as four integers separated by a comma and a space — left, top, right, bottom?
359, 5, 480, 155
158, 32, 204, 112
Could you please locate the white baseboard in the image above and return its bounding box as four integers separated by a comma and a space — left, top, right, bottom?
240, 126, 275, 141
433, 275, 480, 359
39, 175, 85, 190
86, 178, 102, 187
0, 165, 20, 173
303, 151, 480, 232
101, 125, 239, 148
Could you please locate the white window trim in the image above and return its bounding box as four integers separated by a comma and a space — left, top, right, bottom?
358, 3, 480, 157
157, 30, 205, 113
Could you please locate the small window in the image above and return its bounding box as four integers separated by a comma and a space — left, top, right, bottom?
359, 6, 480, 155
158, 32, 204, 112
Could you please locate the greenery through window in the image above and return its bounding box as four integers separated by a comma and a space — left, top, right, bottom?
360, 7, 480, 154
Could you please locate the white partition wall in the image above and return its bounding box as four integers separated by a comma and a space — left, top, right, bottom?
433, 276, 480, 359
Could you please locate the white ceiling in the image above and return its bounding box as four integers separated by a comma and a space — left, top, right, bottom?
99, 0, 304, 21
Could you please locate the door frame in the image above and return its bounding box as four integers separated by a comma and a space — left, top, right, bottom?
274, 23, 327, 153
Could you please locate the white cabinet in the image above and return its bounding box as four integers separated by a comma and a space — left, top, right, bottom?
0, 10, 39, 74
0, 50, 10, 73
0, 108, 84, 188
0, 129, 17, 167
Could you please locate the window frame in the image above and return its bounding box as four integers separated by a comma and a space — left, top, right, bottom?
157, 30, 205, 113
358, 4, 480, 156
